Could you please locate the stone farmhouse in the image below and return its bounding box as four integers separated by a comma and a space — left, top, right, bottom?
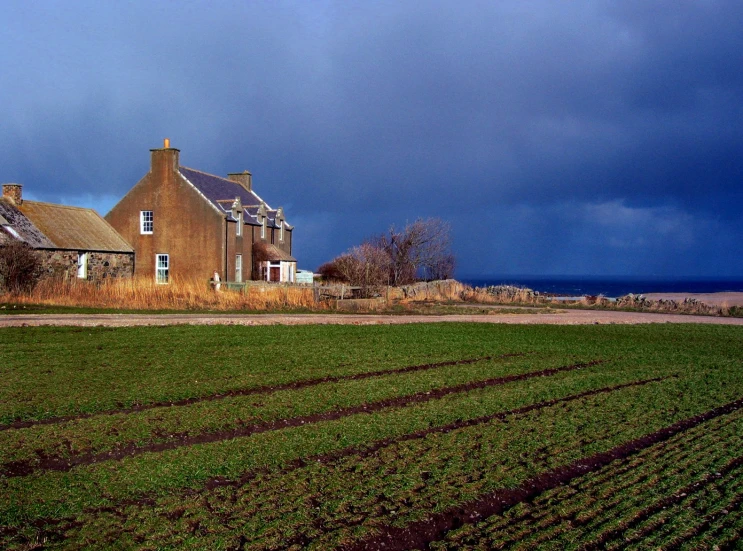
105, 140, 296, 284
0, 184, 134, 281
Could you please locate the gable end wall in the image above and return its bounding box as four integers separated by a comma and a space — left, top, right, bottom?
105, 154, 226, 281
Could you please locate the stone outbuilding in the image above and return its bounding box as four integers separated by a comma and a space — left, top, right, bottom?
105, 140, 296, 284
0, 184, 134, 282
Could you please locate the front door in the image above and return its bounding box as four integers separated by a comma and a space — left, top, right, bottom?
270, 266, 280, 282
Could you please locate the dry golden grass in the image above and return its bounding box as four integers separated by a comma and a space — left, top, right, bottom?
7, 278, 735, 317
8, 277, 323, 311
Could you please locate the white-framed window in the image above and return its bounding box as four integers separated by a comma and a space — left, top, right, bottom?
236, 211, 242, 236
140, 211, 153, 234
3, 225, 20, 239
278, 220, 284, 242
77, 252, 88, 279
261, 217, 266, 239
156, 254, 169, 284
235, 254, 242, 282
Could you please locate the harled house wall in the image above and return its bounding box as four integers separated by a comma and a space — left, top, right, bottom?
225, 219, 254, 283
105, 148, 225, 282
105, 146, 296, 284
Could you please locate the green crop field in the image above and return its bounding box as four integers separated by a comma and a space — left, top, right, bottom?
1, 323, 742, 550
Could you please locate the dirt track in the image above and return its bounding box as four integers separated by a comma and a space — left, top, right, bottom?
2, 309, 743, 327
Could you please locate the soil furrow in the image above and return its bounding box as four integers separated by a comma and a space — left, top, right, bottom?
0, 354, 526, 431
342, 396, 743, 551
203, 374, 662, 491
4, 375, 665, 544
633, 484, 743, 550
578, 454, 743, 550
0, 360, 603, 478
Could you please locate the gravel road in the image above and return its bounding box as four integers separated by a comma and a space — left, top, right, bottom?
2, 310, 743, 327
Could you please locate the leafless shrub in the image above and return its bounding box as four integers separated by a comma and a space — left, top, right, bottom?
325, 243, 392, 297
317, 259, 348, 282
0, 241, 42, 293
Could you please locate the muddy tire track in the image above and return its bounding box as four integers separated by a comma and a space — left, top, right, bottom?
342, 396, 743, 551
0, 353, 527, 432
1, 360, 603, 478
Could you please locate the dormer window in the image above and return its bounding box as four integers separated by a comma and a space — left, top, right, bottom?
231, 197, 243, 237
140, 211, 153, 234
278, 220, 284, 242
261, 217, 266, 239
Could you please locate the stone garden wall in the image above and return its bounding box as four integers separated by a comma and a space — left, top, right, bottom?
39, 250, 134, 282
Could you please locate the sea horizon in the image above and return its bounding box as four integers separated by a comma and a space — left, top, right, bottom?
457, 275, 743, 298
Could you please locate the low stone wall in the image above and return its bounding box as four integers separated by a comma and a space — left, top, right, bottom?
480, 284, 541, 303
39, 250, 134, 282
388, 280, 470, 301
615, 293, 721, 316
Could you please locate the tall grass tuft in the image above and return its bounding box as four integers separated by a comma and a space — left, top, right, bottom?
6, 277, 323, 311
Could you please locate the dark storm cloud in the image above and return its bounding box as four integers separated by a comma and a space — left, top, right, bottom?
1, 1, 741, 275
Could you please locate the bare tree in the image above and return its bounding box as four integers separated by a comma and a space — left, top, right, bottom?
320, 217, 455, 292
327, 253, 357, 284
354, 242, 392, 291
0, 241, 42, 293
427, 252, 456, 281
378, 218, 455, 284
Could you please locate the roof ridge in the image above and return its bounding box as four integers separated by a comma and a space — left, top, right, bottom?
179, 165, 234, 184
21, 200, 97, 213
179, 164, 273, 211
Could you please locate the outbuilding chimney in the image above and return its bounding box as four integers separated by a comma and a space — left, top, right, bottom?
2, 183, 22, 205
227, 170, 253, 192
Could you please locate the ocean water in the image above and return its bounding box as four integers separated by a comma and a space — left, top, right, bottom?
459, 276, 743, 298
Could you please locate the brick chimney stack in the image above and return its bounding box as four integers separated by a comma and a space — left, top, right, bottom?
2, 183, 22, 205
227, 170, 252, 192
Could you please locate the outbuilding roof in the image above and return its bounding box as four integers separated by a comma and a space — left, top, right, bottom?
0, 199, 56, 248
18, 201, 133, 252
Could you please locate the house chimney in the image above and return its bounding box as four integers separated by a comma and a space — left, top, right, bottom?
227, 170, 252, 192
150, 139, 180, 174
2, 183, 22, 205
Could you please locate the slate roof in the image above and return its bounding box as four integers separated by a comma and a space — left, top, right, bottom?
179, 167, 291, 228
18, 201, 133, 252
0, 199, 55, 248
254, 243, 297, 262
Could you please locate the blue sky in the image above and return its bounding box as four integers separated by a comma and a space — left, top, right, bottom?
2, 1, 742, 277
